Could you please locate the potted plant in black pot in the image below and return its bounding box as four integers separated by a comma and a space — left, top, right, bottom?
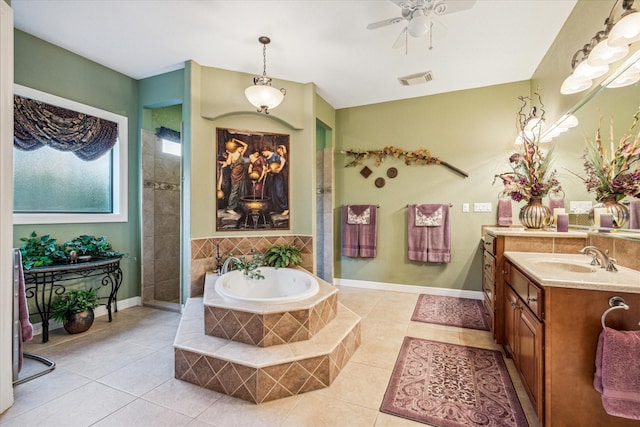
50, 287, 100, 334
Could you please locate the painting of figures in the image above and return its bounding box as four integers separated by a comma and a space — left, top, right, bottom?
216, 128, 290, 231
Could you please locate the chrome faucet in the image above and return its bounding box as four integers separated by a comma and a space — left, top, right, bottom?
221, 256, 241, 274
580, 246, 618, 272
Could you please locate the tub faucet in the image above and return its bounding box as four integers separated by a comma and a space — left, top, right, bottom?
221, 256, 241, 274
579, 246, 618, 272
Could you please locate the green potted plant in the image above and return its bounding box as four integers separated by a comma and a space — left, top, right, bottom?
63, 235, 124, 262
264, 244, 302, 268
50, 287, 100, 334
19, 231, 68, 269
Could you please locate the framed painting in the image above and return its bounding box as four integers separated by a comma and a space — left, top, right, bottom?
215, 128, 290, 231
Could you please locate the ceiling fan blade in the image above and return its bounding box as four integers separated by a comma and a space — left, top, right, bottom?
392, 27, 408, 50
366, 16, 404, 30
432, 0, 476, 16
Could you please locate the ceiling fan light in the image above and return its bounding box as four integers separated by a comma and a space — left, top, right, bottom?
587, 39, 629, 66
560, 74, 592, 94
607, 11, 640, 47
573, 60, 609, 80
407, 11, 430, 37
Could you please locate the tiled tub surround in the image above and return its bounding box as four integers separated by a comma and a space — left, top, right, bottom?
190, 235, 313, 298
205, 273, 338, 347
175, 272, 361, 403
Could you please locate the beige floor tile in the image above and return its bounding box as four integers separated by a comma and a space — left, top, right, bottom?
312, 361, 391, 410
374, 412, 432, 426
282, 393, 378, 427
92, 398, 193, 427
458, 328, 500, 349
351, 337, 403, 370
143, 378, 223, 418
0, 367, 90, 421
360, 318, 410, 344
0, 382, 135, 427
405, 322, 461, 344
196, 393, 302, 427
97, 348, 175, 396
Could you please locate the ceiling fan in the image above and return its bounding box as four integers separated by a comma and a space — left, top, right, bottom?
367, 0, 476, 53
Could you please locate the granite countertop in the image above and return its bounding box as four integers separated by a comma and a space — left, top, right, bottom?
485, 227, 587, 238
504, 251, 640, 294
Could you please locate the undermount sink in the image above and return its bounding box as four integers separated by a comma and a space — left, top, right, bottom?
531, 260, 597, 274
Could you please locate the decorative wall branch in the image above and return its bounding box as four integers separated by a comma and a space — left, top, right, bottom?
342, 146, 469, 178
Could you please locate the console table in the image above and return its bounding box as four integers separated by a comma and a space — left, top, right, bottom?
23, 257, 123, 343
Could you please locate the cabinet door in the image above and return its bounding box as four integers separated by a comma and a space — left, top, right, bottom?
518, 305, 544, 419
503, 286, 518, 359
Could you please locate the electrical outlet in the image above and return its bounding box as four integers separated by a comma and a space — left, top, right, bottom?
462, 203, 470, 213
474, 202, 492, 212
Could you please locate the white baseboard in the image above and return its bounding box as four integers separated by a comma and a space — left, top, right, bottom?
334, 278, 483, 300
31, 296, 141, 337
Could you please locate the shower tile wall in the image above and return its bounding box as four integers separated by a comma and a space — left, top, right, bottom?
142, 130, 181, 303
315, 146, 333, 282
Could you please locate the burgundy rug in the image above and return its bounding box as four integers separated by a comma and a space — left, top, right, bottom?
381, 337, 528, 427
412, 295, 489, 331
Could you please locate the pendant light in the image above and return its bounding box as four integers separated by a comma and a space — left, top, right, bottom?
244, 36, 286, 114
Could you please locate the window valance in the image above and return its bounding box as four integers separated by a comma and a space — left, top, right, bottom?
155, 126, 181, 143
14, 95, 118, 161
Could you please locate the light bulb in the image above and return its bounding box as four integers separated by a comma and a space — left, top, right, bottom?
560, 74, 592, 94
407, 11, 430, 37
587, 39, 629, 66
608, 11, 640, 47
573, 60, 609, 80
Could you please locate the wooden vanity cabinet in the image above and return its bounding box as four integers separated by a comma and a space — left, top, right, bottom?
504, 260, 545, 423
482, 235, 497, 335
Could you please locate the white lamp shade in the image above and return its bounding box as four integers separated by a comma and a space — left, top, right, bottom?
245, 84, 285, 111
606, 69, 640, 88
608, 11, 640, 47
587, 39, 629, 66
560, 74, 593, 94
558, 114, 579, 128
408, 15, 430, 37
573, 60, 609, 80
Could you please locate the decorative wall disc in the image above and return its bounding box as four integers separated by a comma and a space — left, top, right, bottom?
375, 177, 386, 188
360, 166, 372, 178
387, 167, 398, 178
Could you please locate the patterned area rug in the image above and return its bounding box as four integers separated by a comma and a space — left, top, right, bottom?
412, 295, 489, 331
381, 338, 528, 427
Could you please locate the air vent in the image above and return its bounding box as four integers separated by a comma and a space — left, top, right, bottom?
398, 71, 434, 86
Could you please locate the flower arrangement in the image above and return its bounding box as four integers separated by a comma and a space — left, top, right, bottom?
494, 93, 562, 202
579, 112, 640, 202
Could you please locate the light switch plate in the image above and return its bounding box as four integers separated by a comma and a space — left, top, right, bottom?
474, 202, 492, 212
462, 203, 470, 213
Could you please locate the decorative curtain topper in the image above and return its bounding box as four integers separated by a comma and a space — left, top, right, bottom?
14, 95, 118, 161
155, 126, 181, 143
342, 146, 468, 178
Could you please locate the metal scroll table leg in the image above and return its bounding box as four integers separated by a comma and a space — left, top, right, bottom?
102, 265, 123, 322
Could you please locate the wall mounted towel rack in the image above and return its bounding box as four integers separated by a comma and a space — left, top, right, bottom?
601, 296, 630, 329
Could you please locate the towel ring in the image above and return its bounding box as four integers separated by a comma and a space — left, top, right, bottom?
601, 296, 630, 329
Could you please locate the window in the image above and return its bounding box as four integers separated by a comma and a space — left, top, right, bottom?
13, 85, 128, 224
161, 138, 181, 157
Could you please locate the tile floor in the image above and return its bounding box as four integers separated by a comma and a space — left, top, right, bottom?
1, 287, 540, 427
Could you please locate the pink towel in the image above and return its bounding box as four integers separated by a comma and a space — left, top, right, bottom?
497, 198, 512, 226
341, 205, 377, 258
549, 197, 565, 211
16, 251, 33, 371
594, 327, 640, 420
629, 201, 640, 230
407, 204, 451, 263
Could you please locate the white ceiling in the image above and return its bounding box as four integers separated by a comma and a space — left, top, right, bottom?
11, 0, 578, 109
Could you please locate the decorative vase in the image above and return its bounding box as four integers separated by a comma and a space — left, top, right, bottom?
519, 196, 552, 229
588, 195, 629, 228
63, 308, 95, 334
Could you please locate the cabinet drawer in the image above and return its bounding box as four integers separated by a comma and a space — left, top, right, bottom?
509, 264, 529, 302
483, 235, 496, 255
483, 251, 495, 280
527, 282, 543, 319
509, 263, 544, 320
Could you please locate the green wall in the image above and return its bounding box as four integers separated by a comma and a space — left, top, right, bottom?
335, 81, 530, 291
13, 30, 141, 300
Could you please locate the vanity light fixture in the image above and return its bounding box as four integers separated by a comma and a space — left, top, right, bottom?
561, 0, 640, 95
244, 36, 286, 114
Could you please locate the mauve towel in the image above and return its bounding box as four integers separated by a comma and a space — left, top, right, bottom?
629, 201, 640, 230
17, 251, 33, 371
408, 204, 451, 263
549, 197, 565, 211
594, 327, 640, 420
341, 205, 377, 258
497, 198, 512, 226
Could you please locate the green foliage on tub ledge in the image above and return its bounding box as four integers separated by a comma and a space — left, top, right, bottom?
231, 251, 265, 280
264, 244, 302, 269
